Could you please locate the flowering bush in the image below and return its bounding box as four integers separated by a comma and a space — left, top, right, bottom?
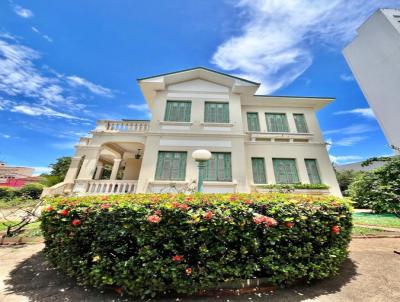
41, 193, 352, 298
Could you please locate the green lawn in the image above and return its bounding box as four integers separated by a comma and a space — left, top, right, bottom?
353, 212, 400, 228
0, 221, 42, 237
352, 226, 386, 236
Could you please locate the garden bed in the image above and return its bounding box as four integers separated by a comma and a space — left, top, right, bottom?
41, 193, 352, 299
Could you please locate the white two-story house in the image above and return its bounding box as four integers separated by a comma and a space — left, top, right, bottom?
43, 67, 341, 197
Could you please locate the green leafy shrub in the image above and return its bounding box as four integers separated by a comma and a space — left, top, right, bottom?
19, 183, 44, 199
41, 193, 352, 298
335, 170, 364, 196
349, 157, 400, 214
260, 183, 329, 190
0, 186, 17, 201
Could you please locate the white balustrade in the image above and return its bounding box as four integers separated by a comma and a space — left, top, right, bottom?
95, 120, 149, 132
85, 180, 137, 195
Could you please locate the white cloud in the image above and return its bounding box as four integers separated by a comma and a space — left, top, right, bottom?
31, 166, 51, 176
340, 73, 354, 81
333, 136, 367, 146
334, 108, 375, 119
13, 5, 33, 18
31, 27, 53, 43
212, 0, 399, 93
329, 155, 363, 164
325, 138, 333, 151
11, 105, 83, 120
51, 141, 76, 150
128, 103, 151, 118
324, 124, 375, 135
67, 76, 114, 97
1, 134, 11, 139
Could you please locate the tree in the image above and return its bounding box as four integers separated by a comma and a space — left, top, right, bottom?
41, 157, 71, 186
335, 170, 364, 196
349, 157, 400, 215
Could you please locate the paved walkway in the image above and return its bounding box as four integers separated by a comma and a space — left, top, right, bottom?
1, 239, 400, 302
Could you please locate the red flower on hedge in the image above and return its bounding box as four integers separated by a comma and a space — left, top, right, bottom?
185, 267, 192, 275
203, 211, 213, 220
46, 206, 54, 212
286, 222, 295, 228
147, 215, 161, 224
172, 202, 190, 211
253, 215, 277, 227
100, 203, 111, 209
331, 225, 341, 234
72, 219, 81, 226
172, 255, 183, 262
244, 199, 253, 205
57, 209, 69, 216
101, 196, 109, 201
154, 210, 162, 216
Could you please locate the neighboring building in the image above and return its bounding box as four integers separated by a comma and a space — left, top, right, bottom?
343, 8, 400, 152
0, 161, 40, 188
335, 156, 397, 172
43, 67, 341, 197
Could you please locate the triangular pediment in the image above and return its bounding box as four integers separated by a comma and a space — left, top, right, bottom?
167, 79, 229, 93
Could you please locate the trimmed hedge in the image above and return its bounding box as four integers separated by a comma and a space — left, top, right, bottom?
260, 183, 329, 190
41, 193, 352, 298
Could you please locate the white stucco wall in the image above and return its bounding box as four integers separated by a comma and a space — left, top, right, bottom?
343, 9, 400, 150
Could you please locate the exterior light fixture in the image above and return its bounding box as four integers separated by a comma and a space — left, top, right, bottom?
192, 149, 212, 192
135, 149, 142, 159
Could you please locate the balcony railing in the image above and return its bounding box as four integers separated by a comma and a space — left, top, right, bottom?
85, 180, 137, 195
95, 120, 149, 132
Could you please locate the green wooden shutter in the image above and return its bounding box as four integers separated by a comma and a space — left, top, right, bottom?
247, 113, 260, 131
205, 152, 231, 181
252, 158, 266, 184
205, 102, 229, 123
273, 159, 299, 184
305, 159, 321, 184
155, 151, 187, 180
265, 113, 289, 132
165, 101, 191, 122
294, 113, 308, 133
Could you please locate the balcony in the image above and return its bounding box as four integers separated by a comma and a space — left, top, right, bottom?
247, 131, 313, 143
94, 120, 149, 133
74, 180, 138, 195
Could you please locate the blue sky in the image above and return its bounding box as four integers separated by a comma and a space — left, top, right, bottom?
0, 0, 399, 174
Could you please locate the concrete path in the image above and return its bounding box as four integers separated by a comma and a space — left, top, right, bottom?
1, 238, 400, 302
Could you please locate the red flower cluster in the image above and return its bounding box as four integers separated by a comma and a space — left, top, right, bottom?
185, 267, 192, 275
331, 225, 341, 234
46, 206, 54, 212
172, 255, 183, 262
100, 203, 111, 209
244, 199, 253, 205
154, 210, 162, 216
172, 202, 190, 211
147, 215, 161, 224
286, 222, 295, 228
203, 211, 213, 220
57, 209, 69, 216
72, 219, 81, 226
253, 215, 278, 227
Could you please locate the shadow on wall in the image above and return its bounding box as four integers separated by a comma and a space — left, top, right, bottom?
3, 251, 358, 302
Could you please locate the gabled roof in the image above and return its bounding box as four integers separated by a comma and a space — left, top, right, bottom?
137, 66, 260, 85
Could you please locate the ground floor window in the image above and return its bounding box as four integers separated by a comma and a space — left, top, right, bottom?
251, 157, 266, 184
273, 158, 299, 184
155, 151, 187, 180
305, 159, 321, 184
205, 152, 232, 181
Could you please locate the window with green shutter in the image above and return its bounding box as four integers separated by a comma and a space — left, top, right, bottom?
272, 158, 299, 184
164, 101, 191, 122
205, 152, 232, 181
251, 158, 266, 184
155, 151, 187, 180
293, 113, 309, 133
247, 112, 260, 132
305, 159, 321, 184
204, 102, 229, 123
265, 113, 289, 132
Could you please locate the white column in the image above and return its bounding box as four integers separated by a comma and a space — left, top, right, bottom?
297, 158, 310, 184
64, 156, 82, 183
94, 163, 104, 180
77, 152, 99, 180
110, 158, 122, 180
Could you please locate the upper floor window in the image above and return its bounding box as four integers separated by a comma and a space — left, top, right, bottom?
305, 159, 321, 184
155, 151, 187, 181
164, 100, 191, 122
247, 112, 260, 132
205, 152, 232, 181
265, 113, 289, 132
251, 157, 266, 184
293, 113, 309, 133
272, 158, 299, 184
204, 102, 229, 123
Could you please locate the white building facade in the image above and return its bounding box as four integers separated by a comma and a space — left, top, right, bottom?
343, 8, 400, 151
43, 68, 341, 197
